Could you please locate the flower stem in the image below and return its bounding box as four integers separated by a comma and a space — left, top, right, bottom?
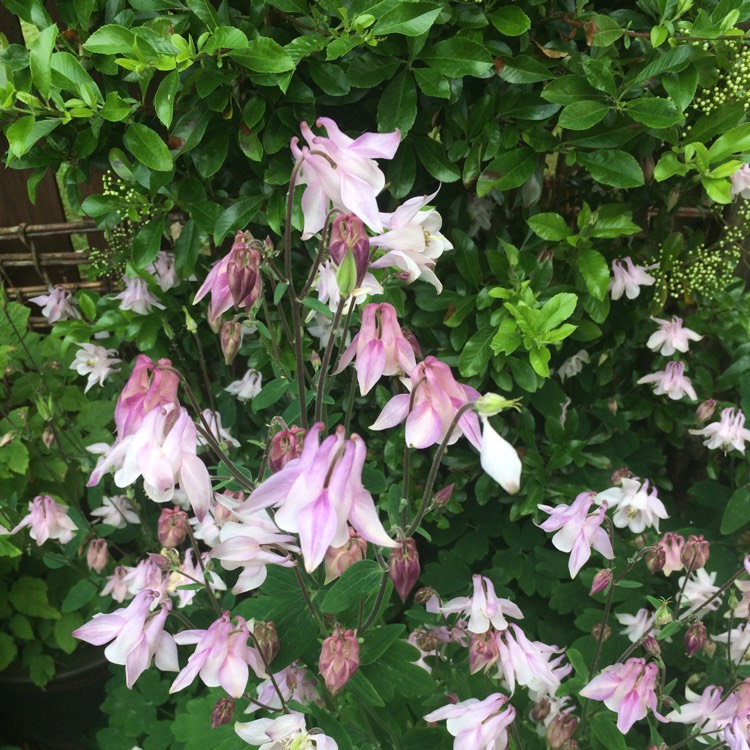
314, 296, 346, 425
293, 564, 328, 635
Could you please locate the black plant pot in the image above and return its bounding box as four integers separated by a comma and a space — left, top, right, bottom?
0, 648, 110, 750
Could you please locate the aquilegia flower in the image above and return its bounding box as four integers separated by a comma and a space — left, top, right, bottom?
236, 711, 338, 749
70, 343, 121, 393
437, 574, 523, 634
90, 495, 140, 528
609, 257, 656, 300
646, 316, 702, 356
29, 286, 80, 323
637, 361, 697, 401
479, 416, 522, 495
690, 407, 750, 453
114, 276, 165, 315
557, 350, 590, 382
146, 251, 179, 291
731, 164, 750, 199
225, 368, 263, 402
12, 495, 78, 545
595, 477, 668, 533
290, 117, 400, 238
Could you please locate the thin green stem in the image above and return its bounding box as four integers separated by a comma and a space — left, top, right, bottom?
185, 524, 223, 617
314, 296, 347, 425
359, 570, 390, 635
293, 565, 328, 635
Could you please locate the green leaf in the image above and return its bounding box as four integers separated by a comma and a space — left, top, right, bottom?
590, 15, 624, 46
708, 123, 750, 162
174, 219, 201, 279
582, 57, 617, 97
373, 3, 441, 36
124, 123, 173, 172
558, 100, 609, 131
131, 217, 165, 268
202, 26, 249, 54
566, 647, 589, 680
6, 116, 60, 158
347, 54, 400, 88
321, 559, 384, 613
213, 195, 264, 245
489, 6, 531, 36
9, 613, 33, 640
186, 0, 219, 28
359, 624, 405, 665
154, 70, 179, 129
9, 577, 59, 619
654, 152, 688, 181
378, 71, 417, 135
362, 640, 434, 699
578, 249, 610, 300
631, 44, 698, 85
458, 324, 494, 378
252, 379, 290, 412
577, 150, 645, 189
491, 318, 521, 356
420, 38, 493, 78
413, 68, 450, 99
83, 25, 136, 55
721, 487, 750, 534
625, 98, 684, 128
540, 293, 577, 331
542, 75, 598, 105
229, 39, 295, 73
29, 24, 57, 100
500, 55, 552, 84
663, 65, 698, 111
414, 137, 461, 183
528, 213, 571, 241
54, 612, 83, 653
702, 176, 732, 204
0, 632, 17, 671
28, 653, 56, 687
478, 148, 537, 195
99, 91, 133, 122
529, 345, 551, 377
590, 714, 627, 750
348, 670, 385, 706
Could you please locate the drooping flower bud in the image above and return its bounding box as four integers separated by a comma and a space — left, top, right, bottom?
432, 483, 454, 508
42, 425, 56, 448
591, 623, 611, 641
268, 426, 306, 473
645, 545, 666, 574
220, 321, 242, 366
324, 528, 367, 584
681, 534, 710, 570
530, 699, 551, 722
400, 327, 423, 360
389, 538, 421, 601
226, 233, 262, 309
414, 629, 439, 653
330, 214, 370, 296
590, 569, 612, 596
157, 507, 189, 548
546, 713, 578, 749
86, 538, 109, 573
609, 466, 632, 485
561, 741, 579, 750
685, 620, 707, 657
643, 635, 661, 658
319, 626, 359, 695
468, 632, 499, 674
211, 697, 236, 729
696, 399, 717, 424
414, 586, 436, 605
254, 621, 280, 665
607, 398, 618, 414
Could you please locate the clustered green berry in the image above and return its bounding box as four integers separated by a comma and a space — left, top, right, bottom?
692, 43, 750, 115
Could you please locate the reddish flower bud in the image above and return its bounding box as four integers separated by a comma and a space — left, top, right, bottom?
86, 538, 109, 573
157, 507, 189, 548
546, 713, 578, 749
432, 483, 454, 508
42, 425, 56, 448
609, 467, 632, 485
268, 426, 306, 473
226, 232, 262, 310
319, 626, 359, 695
643, 635, 661, 658
254, 621, 280, 665
211, 697, 235, 729
645, 545, 666, 574
400, 327, 423, 360
591, 623, 611, 641
681, 534, 710, 570
389, 538, 421, 601
324, 528, 367, 584
590, 569, 612, 596
220, 321, 242, 366
329, 213, 370, 282
685, 620, 707, 657
696, 399, 717, 424
530, 699, 551, 722
468, 632, 499, 674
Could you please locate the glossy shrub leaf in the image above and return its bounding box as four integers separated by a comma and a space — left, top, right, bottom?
577, 150, 645, 188
124, 123, 173, 172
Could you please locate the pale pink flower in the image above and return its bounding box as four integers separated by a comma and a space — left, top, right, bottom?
29, 286, 80, 323
609, 257, 656, 300
170, 612, 264, 698
246, 663, 322, 714
319, 626, 359, 695
71, 343, 121, 393
424, 692, 516, 750
726, 716, 750, 750
290, 117, 400, 238
238, 423, 396, 573
371, 356, 482, 450
87, 538, 109, 573
146, 251, 179, 292
690, 407, 750, 453
666, 684, 725, 735
336, 303, 417, 395
596, 477, 668, 534
732, 164, 750, 198
480, 416, 522, 495
369, 189, 453, 293
325, 528, 366, 584
714, 624, 750, 665
538, 492, 614, 578
646, 316, 702, 356
124, 557, 169, 601
616, 609, 655, 643
580, 657, 664, 734
168, 548, 226, 608
72, 589, 178, 688
225, 369, 263, 402
314, 259, 383, 314
557, 350, 590, 382
658, 532, 685, 576
114, 276, 165, 315
12, 495, 78, 545
678, 568, 721, 614
236, 711, 338, 749
637, 360, 697, 401
102, 565, 131, 602
90, 494, 140, 528
197, 409, 240, 449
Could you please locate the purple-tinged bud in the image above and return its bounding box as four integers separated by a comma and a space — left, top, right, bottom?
685, 620, 707, 657
681, 534, 710, 570
591, 623, 611, 641
157, 507, 189, 548
220, 321, 242, 366
268, 425, 306, 473
330, 214, 370, 294
319, 626, 359, 695
609, 466, 632, 485
607, 398, 618, 414
86, 539, 109, 573
643, 635, 661, 658
254, 621, 280, 665
389, 538, 421, 601
531, 699, 551, 722
324, 529, 367, 584
211, 697, 235, 729
468, 632, 499, 674
590, 569, 612, 596
432, 483, 454, 508
400, 327, 423, 360
310, 351, 321, 370
546, 713, 578, 749
696, 399, 717, 424
414, 586, 436, 605
226, 232, 262, 310
645, 545, 666, 574
42, 426, 56, 448
148, 551, 172, 570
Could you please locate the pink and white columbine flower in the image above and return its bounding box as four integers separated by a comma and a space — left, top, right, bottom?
12, 495, 78, 546
369, 189, 453, 293
690, 407, 750, 453
479, 416, 522, 495
90, 494, 140, 528
538, 492, 614, 578
71, 343, 121, 393
678, 568, 722, 614
290, 117, 400, 239
123, 557, 170, 601
114, 276, 165, 315
437, 575, 523, 634
168, 549, 226, 608
146, 251, 179, 291
714, 625, 750, 666
371, 356, 482, 450
102, 565, 130, 602
595, 477, 668, 534
314, 259, 383, 314
557, 350, 590, 382
580, 658, 664, 734
616, 609, 656, 643
246, 663, 322, 714
29, 286, 80, 323
170, 612, 264, 698
72, 589, 178, 688
732, 164, 750, 199
336, 303, 417, 395
238, 424, 396, 573
424, 693, 516, 750
609, 257, 656, 300
197, 409, 240, 449
225, 368, 263, 402
658, 531, 685, 576
646, 316, 703, 356
637, 361, 697, 401
236, 711, 338, 749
